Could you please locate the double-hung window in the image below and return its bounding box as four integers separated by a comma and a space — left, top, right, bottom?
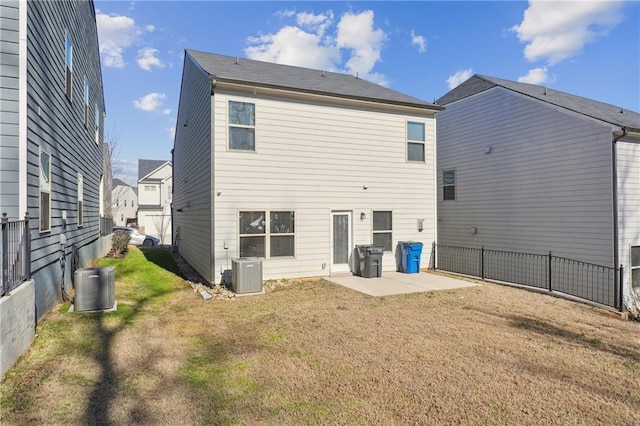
239, 210, 295, 258
632, 246, 640, 289
65, 33, 73, 100
77, 173, 84, 227
229, 101, 255, 151
39, 150, 51, 232
83, 77, 89, 127
443, 169, 456, 201
373, 211, 393, 251
407, 121, 425, 162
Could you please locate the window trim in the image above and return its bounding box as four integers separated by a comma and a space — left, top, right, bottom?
94, 103, 100, 144
407, 120, 426, 162
372, 210, 393, 252
83, 76, 89, 127
39, 149, 52, 233
238, 210, 296, 259
77, 173, 84, 228
228, 100, 256, 152
65, 32, 73, 101
632, 245, 640, 289
443, 169, 456, 201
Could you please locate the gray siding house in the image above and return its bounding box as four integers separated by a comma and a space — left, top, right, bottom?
173, 50, 442, 286
435, 75, 640, 312
0, 0, 109, 378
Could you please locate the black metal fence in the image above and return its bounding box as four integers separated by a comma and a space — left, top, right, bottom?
434, 243, 622, 311
100, 216, 114, 237
1, 213, 31, 297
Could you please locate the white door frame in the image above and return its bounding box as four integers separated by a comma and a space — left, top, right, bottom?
330, 211, 352, 274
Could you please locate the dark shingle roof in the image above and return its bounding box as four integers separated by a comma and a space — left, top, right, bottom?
138, 159, 170, 181
437, 74, 640, 131
112, 178, 129, 188
186, 49, 442, 110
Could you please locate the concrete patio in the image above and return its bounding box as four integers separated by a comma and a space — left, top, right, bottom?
327, 270, 478, 296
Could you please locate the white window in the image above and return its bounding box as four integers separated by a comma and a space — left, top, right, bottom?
83, 77, 89, 127
77, 173, 84, 227
407, 121, 425, 162
39, 149, 51, 232
145, 185, 156, 191
65, 32, 73, 101
373, 211, 393, 251
124, 200, 127, 207
229, 101, 255, 151
239, 211, 295, 258
632, 246, 640, 289
94, 104, 100, 144
443, 169, 456, 201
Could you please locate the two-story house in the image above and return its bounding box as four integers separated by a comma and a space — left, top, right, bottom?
0, 0, 109, 379
111, 178, 137, 226
435, 74, 640, 312
173, 50, 442, 286
137, 160, 172, 245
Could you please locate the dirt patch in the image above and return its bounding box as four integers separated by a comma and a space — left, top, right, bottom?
2, 255, 639, 425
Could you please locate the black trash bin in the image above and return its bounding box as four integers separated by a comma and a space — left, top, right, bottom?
356, 245, 384, 278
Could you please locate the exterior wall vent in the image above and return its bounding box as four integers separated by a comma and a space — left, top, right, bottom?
231, 258, 263, 294
74, 267, 115, 311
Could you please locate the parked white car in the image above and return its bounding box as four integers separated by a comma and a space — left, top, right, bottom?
113, 226, 159, 247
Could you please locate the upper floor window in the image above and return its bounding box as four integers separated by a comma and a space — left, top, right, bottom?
65, 33, 73, 101
39, 149, 52, 232
145, 185, 156, 191
229, 101, 255, 151
94, 104, 100, 144
124, 200, 127, 207
372, 211, 393, 251
443, 170, 456, 201
77, 173, 84, 227
83, 77, 89, 127
407, 121, 425, 162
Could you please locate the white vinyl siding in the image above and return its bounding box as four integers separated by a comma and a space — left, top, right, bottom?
616, 139, 640, 298
210, 90, 436, 282
437, 87, 614, 266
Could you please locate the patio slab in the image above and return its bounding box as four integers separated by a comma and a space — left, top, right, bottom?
327, 270, 478, 296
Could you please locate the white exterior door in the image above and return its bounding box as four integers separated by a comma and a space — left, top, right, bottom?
331, 211, 352, 274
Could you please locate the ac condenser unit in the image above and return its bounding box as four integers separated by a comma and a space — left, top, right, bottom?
74, 267, 115, 311
231, 258, 263, 294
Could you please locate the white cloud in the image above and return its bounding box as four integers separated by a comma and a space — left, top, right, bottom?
517, 67, 552, 85
132, 92, 167, 112
446, 69, 473, 90
112, 158, 138, 186
166, 126, 176, 140
96, 10, 155, 68
411, 30, 426, 53
336, 11, 387, 84
245, 9, 388, 85
512, 1, 624, 65
137, 47, 166, 71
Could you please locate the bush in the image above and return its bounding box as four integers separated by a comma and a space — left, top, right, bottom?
112, 230, 130, 256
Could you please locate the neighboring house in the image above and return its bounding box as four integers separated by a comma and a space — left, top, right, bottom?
173, 50, 442, 285
0, 0, 109, 379
137, 160, 172, 244
111, 178, 137, 226
435, 74, 640, 311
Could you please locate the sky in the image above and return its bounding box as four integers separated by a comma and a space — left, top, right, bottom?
94, 0, 640, 186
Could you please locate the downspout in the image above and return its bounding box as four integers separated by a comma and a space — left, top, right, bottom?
210, 77, 217, 285
611, 127, 627, 311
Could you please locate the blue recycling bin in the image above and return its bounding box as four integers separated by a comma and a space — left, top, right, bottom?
399, 241, 423, 274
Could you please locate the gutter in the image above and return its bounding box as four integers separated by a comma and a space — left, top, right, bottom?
210, 76, 216, 285
611, 127, 627, 311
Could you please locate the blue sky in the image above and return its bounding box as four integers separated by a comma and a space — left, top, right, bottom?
94, 1, 640, 186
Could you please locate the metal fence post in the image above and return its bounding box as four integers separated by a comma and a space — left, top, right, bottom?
548, 251, 552, 292
481, 246, 485, 280
618, 265, 623, 312
432, 241, 437, 271
2, 213, 8, 296
24, 212, 31, 280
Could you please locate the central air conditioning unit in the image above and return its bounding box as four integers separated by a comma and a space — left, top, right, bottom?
231, 257, 263, 294
74, 267, 116, 311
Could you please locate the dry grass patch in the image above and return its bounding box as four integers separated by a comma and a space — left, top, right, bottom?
1, 248, 639, 425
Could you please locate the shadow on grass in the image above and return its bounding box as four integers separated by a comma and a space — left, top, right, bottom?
140, 247, 183, 277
